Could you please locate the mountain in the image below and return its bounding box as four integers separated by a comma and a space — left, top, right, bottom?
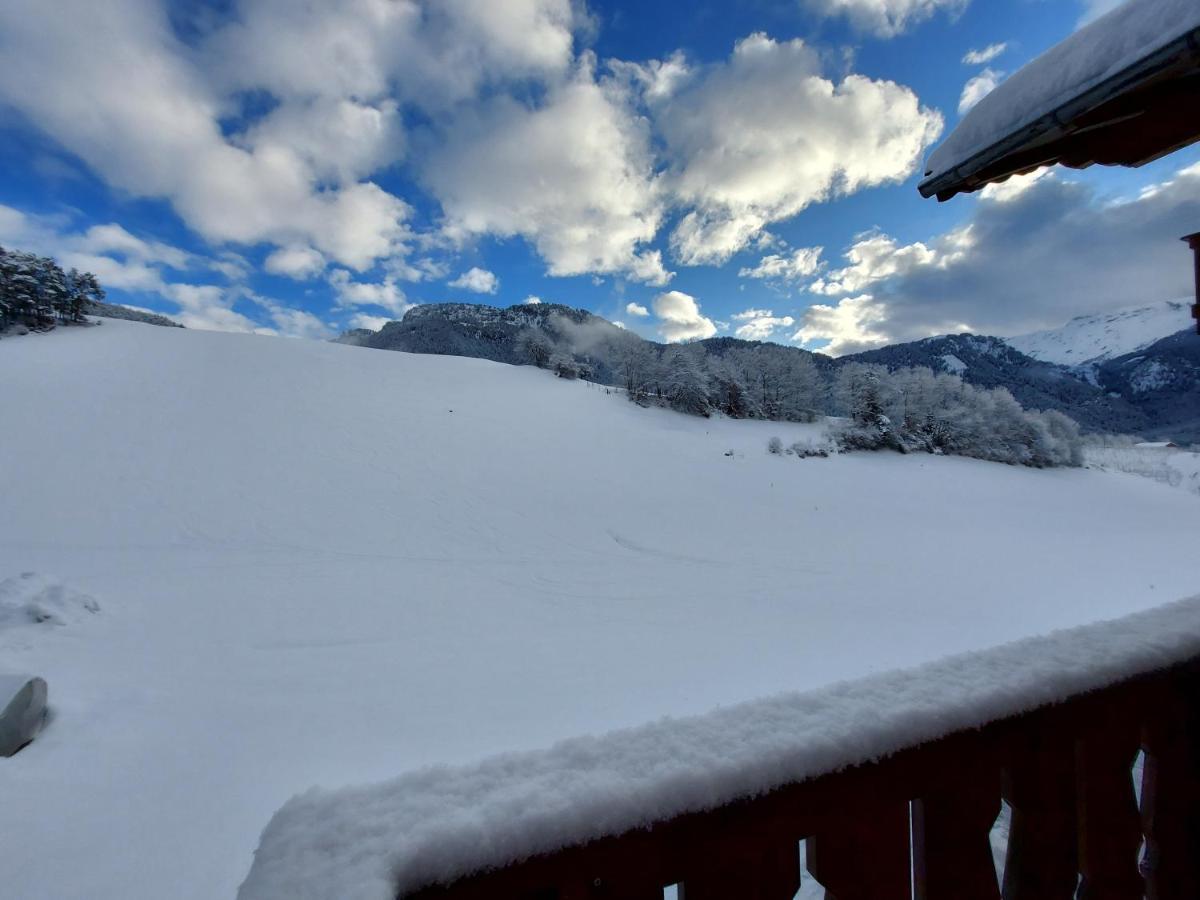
342, 302, 1197, 441
1095, 329, 1200, 443
356, 302, 630, 383
1006, 300, 1192, 367
84, 299, 184, 328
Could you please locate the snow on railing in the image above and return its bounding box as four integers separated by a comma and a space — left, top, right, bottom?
238, 595, 1200, 900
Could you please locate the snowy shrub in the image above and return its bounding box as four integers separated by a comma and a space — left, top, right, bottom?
767, 436, 783, 455
827, 365, 1083, 468
789, 439, 831, 458
549, 352, 577, 379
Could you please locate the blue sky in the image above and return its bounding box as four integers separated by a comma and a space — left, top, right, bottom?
1, 0, 1198, 352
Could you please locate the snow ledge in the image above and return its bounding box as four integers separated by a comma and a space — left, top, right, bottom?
239, 593, 1200, 900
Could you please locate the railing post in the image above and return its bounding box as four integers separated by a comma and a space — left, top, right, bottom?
678, 835, 799, 900
806, 802, 911, 900
1075, 707, 1143, 900
912, 764, 1001, 900
1002, 722, 1078, 899
1141, 671, 1200, 900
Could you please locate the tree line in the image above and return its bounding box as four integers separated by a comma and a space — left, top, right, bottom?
0, 245, 106, 331
514, 320, 1083, 468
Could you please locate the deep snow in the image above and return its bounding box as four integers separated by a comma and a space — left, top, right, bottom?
1, 320, 1197, 900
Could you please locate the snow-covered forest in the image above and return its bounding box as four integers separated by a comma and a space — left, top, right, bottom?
0, 246, 106, 331
513, 319, 1084, 467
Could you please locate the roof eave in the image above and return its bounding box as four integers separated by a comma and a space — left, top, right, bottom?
918, 25, 1200, 201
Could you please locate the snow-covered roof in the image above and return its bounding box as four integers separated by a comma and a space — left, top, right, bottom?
920, 0, 1200, 200
239, 594, 1200, 900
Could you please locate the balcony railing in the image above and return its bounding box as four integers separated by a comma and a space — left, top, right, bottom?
397, 663, 1198, 900
238, 596, 1200, 900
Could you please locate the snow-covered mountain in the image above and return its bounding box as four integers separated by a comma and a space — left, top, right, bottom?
2, 321, 1197, 899
1006, 300, 1193, 366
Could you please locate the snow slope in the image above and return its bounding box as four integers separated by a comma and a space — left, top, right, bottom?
1007, 300, 1193, 367
1086, 445, 1200, 497
1, 321, 1197, 900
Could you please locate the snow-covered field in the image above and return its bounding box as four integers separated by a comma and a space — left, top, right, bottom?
1, 320, 1197, 900
1086, 445, 1200, 498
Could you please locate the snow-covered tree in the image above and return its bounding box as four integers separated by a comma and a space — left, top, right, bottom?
516, 328, 553, 368
662, 346, 710, 416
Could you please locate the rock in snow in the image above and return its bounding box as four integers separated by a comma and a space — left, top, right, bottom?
0, 674, 47, 757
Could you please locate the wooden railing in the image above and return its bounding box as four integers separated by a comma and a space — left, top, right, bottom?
398, 663, 1200, 900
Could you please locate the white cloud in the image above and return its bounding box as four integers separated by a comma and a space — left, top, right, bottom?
328, 269, 413, 315
422, 58, 666, 284
608, 52, 692, 102
792, 294, 890, 356
264, 245, 327, 280
348, 313, 392, 331
657, 34, 942, 265
797, 159, 1200, 346
248, 293, 335, 339
448, 266, 499, 294
977, 167, 1053, 203
652, 290, 717, 342
0, 0, 419, 272
731, 308, 796, 341
522, 295, 543, 304
962, 42, 1007, 65
0, 202, 326, 335
958, 68, 1004, 115
801, 0, 968, 38
625, 302, 650, 317
810, 228, 974, 296
739, 246, 824, 281
77, 223, 192, 269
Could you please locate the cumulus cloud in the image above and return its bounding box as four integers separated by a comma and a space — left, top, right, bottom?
609, 52, 692, 103
739, 246, 824, 281
248, 293, 335, 339
652, 290, 717, 342
422, 58, 667, 284
0, 202, 320, 334
731, 308, 796, 341
0, 0, 420, 272
348, 313, 392, 331
264, 245, 326, 280
958, 68, 1004, 115
625, 302, 650, 317
809, 230, 972, 295
328, 269, 413, 315
799, 160, 1200, 346
448, 266, 499, 293
962, 42, 1007, 65
801, 0, 968, 38
656, 34, 942, 265
792, 294, 890, 356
